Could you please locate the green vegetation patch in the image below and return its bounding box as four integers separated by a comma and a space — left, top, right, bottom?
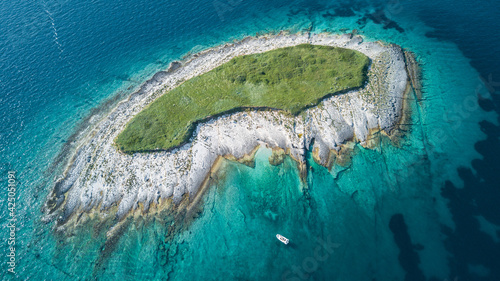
116, 44, 370, 153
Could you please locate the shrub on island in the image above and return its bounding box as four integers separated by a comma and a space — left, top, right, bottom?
115, 44, 370, 153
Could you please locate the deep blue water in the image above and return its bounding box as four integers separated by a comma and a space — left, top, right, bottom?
1, 0, 499, 280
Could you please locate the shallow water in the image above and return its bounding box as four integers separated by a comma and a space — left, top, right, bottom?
1, 0, 499, 280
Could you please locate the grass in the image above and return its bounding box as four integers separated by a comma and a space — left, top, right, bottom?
115, 44, 370, 153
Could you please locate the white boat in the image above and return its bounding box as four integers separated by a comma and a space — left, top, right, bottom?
276, 234, 289, 245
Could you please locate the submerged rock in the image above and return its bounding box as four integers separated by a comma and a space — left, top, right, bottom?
269, 147, 286, 166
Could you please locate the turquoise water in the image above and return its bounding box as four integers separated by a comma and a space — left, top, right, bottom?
1, 0, 499, 280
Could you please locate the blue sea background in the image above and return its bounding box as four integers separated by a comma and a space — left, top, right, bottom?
1, 0, 499, 280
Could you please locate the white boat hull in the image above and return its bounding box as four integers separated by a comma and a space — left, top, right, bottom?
276, 234, 289, 245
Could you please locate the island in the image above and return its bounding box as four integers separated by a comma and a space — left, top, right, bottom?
45, 32, 414, 233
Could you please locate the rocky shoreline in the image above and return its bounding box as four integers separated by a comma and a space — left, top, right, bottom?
45, 32, 411, 230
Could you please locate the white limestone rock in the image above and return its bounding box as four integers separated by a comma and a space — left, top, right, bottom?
49, 32, 408, 221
